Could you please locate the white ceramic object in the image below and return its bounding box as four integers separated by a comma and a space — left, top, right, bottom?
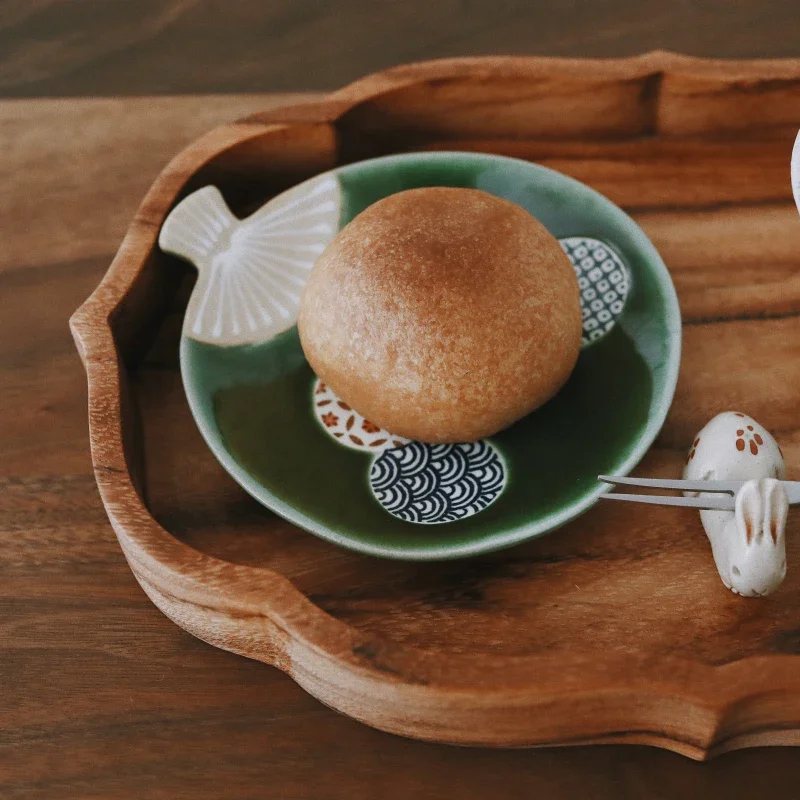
684, 412, 788, 596
312, 379, 409, 453
559, 237, 629, 346
159, 176, 341, 345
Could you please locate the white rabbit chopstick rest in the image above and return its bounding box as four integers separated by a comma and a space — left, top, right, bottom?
681, 135, 798, 598
684, 412, 788, 597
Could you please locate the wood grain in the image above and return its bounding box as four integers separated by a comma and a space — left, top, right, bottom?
2, 0, 800, 97
4, 65, 800, 799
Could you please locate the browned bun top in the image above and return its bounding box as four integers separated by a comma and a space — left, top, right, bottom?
298, 187, 582, 443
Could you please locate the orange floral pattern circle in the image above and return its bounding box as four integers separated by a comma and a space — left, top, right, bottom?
312, 379, 409, 453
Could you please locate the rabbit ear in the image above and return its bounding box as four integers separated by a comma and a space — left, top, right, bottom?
762, 478, 789, 544
734, 479, 788, 547
735, 479, 764, 545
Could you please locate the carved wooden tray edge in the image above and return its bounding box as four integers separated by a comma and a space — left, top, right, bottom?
70, 52, 800, 760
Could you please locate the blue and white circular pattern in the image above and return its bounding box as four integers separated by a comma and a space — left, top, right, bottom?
369, 441, 506, 524
559, 237, 629, 346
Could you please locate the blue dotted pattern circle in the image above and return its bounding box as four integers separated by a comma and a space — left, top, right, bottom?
559, 237, 629, 346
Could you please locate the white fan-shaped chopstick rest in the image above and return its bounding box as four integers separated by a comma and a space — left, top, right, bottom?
159, 175, 342, 346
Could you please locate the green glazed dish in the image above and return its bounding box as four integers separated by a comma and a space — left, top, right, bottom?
161, 152, 681, 560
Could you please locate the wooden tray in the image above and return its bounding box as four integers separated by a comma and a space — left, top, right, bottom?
70, 53, 800, 760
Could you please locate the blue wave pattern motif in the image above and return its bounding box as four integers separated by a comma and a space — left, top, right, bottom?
559, 237, 629, 346
369, 441, 506, 524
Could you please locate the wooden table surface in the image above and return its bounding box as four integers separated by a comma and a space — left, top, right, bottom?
2, 88, 800, 799
2, 0, 800, 96
3, 3, 800, 795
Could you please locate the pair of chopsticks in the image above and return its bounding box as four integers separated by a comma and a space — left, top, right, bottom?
599, 476, 800, 511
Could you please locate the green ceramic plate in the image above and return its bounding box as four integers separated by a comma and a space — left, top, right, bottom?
161, 152, 681, 560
